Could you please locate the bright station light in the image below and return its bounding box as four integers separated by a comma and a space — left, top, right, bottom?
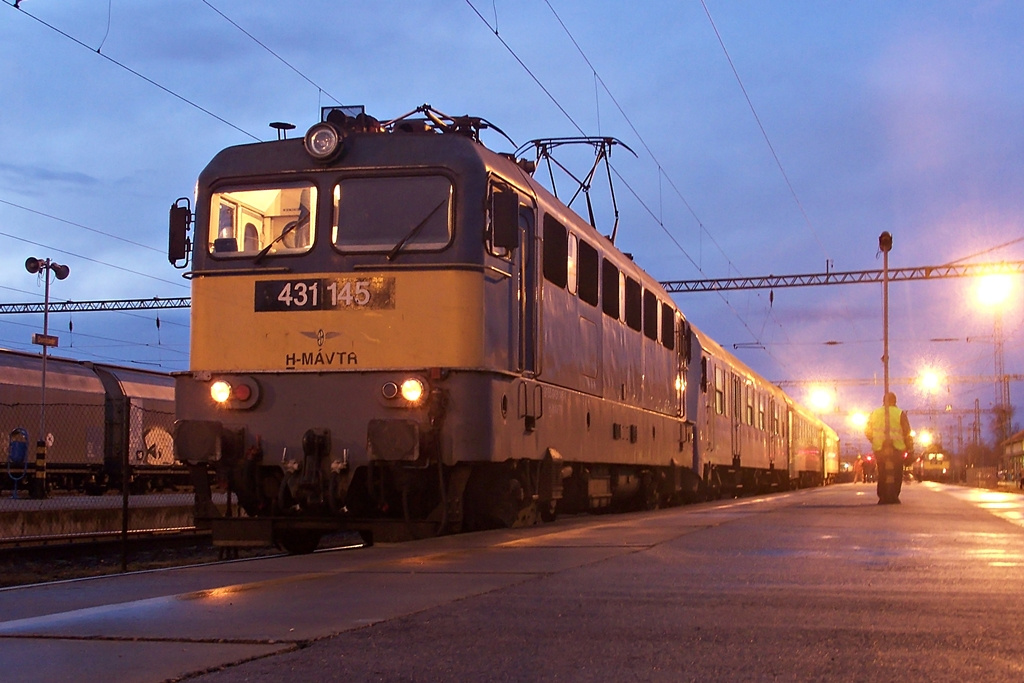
808, 386, 834, 413
975, 273, 1013, 308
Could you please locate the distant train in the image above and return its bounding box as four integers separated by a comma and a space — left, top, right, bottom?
168, 105, 838, 553
913, 449, 951, 483
0, 348, 180, 494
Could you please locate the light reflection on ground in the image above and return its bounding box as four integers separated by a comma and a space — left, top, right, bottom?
932, 482, 1024, 566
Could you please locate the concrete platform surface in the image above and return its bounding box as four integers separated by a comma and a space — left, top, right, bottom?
2, 482, 1024, 681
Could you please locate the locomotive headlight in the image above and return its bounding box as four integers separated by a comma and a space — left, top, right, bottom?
304, 122, 342, 161
210, 380, 232, 404
400, 378, 425, 403
208, 377, 260, 409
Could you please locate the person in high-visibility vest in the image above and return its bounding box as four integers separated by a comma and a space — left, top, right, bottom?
864, 392, 913, 504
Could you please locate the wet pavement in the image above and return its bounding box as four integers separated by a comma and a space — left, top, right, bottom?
2, 481, 1023, 682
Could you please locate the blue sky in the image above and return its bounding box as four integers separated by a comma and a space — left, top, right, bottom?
2, 1, 1022, 448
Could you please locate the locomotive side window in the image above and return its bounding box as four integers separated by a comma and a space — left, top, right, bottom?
542, 215, 568, 288
745, 385, 755, 426
578, 240, 599, 306
661, 302, 675, 350
209, 184, 316, 257
758, 394, 766, 430
643, 290, 658, 340
601, 259, 619, 318
567, 233, 578, 295
625, 277, 642, 331
333, 175, 452, 253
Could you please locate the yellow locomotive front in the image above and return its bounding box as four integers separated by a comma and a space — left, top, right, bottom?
170, 108, 537, 550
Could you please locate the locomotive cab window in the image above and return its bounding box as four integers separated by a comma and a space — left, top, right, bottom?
489, 183, 519, 256
333, 175, 452, 253
209, 184, 316, 257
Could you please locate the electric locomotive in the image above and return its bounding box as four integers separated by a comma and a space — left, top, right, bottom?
169, 105, 836, 553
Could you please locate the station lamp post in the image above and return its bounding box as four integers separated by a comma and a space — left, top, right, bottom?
974, 273, 1013, 444
25, 256, 70, 499
879, 231, 892, 424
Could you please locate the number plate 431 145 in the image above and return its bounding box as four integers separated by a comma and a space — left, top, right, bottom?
255, 277, 395, 312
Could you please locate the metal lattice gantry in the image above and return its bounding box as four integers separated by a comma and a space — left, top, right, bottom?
659, 260, 1024, 292
1, 259, 1022, 314
0, 297, 190, 314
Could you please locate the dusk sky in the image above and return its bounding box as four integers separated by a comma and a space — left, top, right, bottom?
2, 1, 1022, 448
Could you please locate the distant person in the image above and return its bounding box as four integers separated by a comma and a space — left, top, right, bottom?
864, 392, 913, 504
853, 455, 864, 483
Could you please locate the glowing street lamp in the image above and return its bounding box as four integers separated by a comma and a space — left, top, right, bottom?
917, 367, 945, 396
975, 273, 1012, 308
808, 386, 834, 414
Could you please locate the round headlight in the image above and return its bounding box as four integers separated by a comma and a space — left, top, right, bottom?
400, 378, 425, 403
210, 380, 232, 404
304, 123, 341, 160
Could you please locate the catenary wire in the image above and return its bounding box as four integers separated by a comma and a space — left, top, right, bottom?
472, 1, 796, 367
4, 0, 261, 141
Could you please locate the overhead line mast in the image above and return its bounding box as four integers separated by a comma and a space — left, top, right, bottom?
1, 260, 1022, 314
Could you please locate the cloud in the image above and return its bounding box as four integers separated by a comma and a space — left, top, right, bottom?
0, 162, 100, 194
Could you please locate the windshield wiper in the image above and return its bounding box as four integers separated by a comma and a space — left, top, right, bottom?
254, 210, 310, 264
386, 197, 449, 261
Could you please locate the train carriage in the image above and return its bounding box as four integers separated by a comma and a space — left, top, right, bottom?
0, 349, 178, 493
169, 105, 837, 552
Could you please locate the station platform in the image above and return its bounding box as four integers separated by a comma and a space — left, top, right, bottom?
2, 482, 1024, 682
0, 493, 224, 544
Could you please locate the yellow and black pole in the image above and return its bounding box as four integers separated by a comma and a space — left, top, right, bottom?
25, 256, 70, 500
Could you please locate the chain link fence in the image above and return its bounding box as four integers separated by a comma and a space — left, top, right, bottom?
1, 399, 202, 543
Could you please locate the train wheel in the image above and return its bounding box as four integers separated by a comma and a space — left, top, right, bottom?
639, 472, 660, 511
278, 530, 322, 555
463, 464, 528, 530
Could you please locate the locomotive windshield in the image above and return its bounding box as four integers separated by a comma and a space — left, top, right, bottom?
332, 175, 453, 254
208, 184, 316, 258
